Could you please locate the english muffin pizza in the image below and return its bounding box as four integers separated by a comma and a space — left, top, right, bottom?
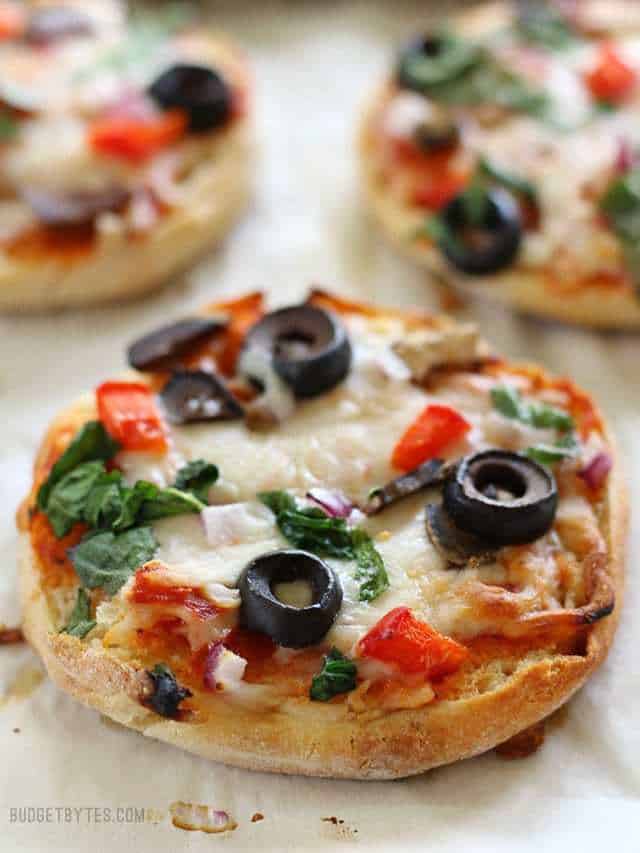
19, 289, 625, 779
0, 1, 251, 311
360, 0, 640, 327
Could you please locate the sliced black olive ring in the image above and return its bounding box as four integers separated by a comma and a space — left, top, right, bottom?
238, 550, 343, 648
425, 503, 495, 568
365, 458, 447, 515
443, 450, 558, 546
396, 33, 479, 92
149, 64, 232, 132
242, 304, 352, 398
160, 370, 244, 424
127, 317, 227, 372
438, 188, 522, 276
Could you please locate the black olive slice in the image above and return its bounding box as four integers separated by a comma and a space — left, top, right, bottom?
425, 503, 495, 568
21, 185, 130, 230
242, 305, 352, 398
24, 6, 93, 44
144, 664, 192, 719
238, 550, 342, 648
148, 64, 232, 132
443, 450, 558, 546
438, 188, 522, 275
365, 458, 447, 515
160, 370, 244, 424
127, 317, 227, 372
396, 33, 480, 92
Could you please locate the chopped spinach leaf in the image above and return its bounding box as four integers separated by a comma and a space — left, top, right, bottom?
477, 156, 537, 202
491, 385, 574, 432
61, 588, 96, 639
600, 168, 640, 296
516, 4, 576, 51
37, 421, 120, 510
145, 663, 192, 718
45, 461, 107, 538
69, 526, 158, 595
351, 528, 390, 603
83, 469, 129, 531
138, 486, 204, 521
526, 432, 579, 466
174, 460, 219, 504
260, 491, 389, 601
309, 648, 357, 701
259, 490, 355, 559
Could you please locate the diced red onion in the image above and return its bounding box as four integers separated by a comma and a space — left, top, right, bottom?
202, 641, 224, 691
128, 188, 158, 234
579, 451, 612, 490
306, 488, 353, 518
104, 88, 157, 122
614, 137, 635, 174
148, 150, 184, 207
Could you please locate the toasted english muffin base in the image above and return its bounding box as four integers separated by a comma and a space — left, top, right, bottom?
17, 376, 627, 779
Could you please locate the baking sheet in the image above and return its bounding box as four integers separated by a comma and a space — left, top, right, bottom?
1, 1, 639, 850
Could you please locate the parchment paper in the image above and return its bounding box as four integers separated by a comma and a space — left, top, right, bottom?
1, 2, 638, 851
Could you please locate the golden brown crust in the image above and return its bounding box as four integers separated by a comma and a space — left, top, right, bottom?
18, 305, 628, 779
357, 5, 640, 330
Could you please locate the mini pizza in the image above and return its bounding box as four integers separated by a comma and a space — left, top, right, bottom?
359, 0, 640, 327
0, 1, 251, 310
18, 289, 625, 779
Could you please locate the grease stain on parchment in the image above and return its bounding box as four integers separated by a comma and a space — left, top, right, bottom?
169, 801, 238, 834
0, 664, 44, 708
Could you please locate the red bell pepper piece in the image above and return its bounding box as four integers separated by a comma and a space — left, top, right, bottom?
0, 3, 24, 40
584, 45, 636, 104
391, 404, 470, 471
96, 381, 168, 453
88, 109, 187, 163
358, 606, 468, 679
411, 171, 468, 211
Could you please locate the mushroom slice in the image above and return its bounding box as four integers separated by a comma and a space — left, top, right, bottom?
425, 503, 495, 568
21, 185, 130, 229
365, 458, 448, 515
392, 323, 491, 383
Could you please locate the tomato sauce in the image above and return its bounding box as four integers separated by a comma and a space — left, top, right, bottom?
30, 512, 84, 588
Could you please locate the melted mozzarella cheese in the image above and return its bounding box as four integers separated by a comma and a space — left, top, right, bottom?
108, 315, 579, 655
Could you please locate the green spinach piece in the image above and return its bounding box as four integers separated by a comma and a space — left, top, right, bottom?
309, 648, 357, 701
37, 421, 120, 510
259, 491, 389, 601
600, 168, 640, 297
45, 461, 107, 538
69, 526, 158, 595
352, 528, 390, 603
516, 4, 576, 51
491, 385, 574, 432
174, 460, 219, 504
61, 588, 96, 639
